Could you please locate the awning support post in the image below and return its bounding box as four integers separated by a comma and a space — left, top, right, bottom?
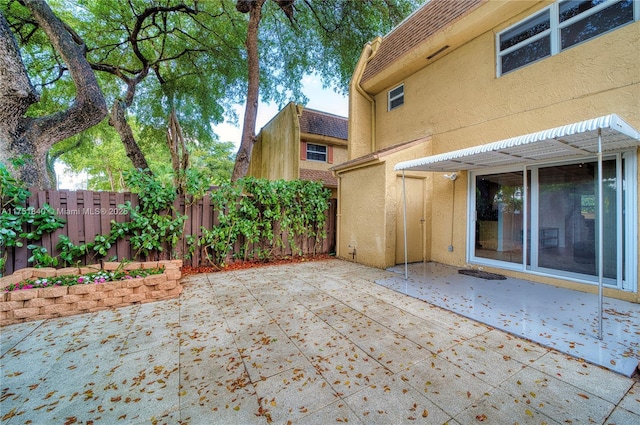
597, 129, 604, 341
402, 170, 408, 280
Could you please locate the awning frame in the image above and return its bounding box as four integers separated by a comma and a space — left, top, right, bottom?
395, 114, 640, 172
397, 114, 640, 341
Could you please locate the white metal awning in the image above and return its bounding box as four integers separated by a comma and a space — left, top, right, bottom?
394, 114, 640, 172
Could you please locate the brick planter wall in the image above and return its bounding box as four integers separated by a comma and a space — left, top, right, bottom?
0, 260, 182, 326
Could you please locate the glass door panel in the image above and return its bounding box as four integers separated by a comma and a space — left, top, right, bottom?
475, 172, 524, 264
536, 161, 617, 279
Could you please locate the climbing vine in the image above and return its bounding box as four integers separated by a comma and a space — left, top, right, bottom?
2, 167, 330, 272
1, 159, 66, 275
198, 177, 330, 266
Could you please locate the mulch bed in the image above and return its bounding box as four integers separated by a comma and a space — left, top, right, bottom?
181, 254, 334, 277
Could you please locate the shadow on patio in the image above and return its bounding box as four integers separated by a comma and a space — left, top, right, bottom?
383, 262, 640, 377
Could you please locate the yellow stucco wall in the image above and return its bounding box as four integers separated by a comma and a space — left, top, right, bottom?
337, 163, 387, 268
248, 102, 300, 181
335, 141, 429, 268
345, 3, 639, 301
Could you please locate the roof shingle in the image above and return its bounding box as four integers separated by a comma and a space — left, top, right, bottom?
299, 108, 348, 140
362, 0, 484, 83
299, 169, 337, 187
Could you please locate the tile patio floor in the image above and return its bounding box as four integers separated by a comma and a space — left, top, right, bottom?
384, 262, 640, 377
1, 259, 639, 424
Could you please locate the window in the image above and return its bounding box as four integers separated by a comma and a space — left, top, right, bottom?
306, 143, 327, 162
497, 0, 637, 75
470, 151, 637, 291
388, 84, 404, 111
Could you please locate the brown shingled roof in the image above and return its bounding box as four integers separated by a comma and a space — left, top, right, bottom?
362, 0, 484, 83
299, 108, 348, 141
299, 169, 337, 187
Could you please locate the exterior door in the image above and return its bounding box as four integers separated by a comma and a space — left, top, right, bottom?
396, 177, 425, 264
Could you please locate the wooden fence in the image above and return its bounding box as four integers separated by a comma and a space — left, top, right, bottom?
3, 189, 336, 275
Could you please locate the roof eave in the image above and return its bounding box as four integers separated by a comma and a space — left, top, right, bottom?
361, 0, 535, 94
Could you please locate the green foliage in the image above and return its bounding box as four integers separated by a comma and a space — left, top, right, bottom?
198, 177, 330, 266
0, 162, 66, 275
26, 245, 58, 268
4, 0, 418, 189
3, 265, 164, 292
56, 235, 88, 267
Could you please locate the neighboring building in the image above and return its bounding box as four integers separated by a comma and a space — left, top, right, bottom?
333, 0, 639, 302
248, 102, 348, 198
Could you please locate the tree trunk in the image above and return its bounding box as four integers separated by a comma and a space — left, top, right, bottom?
167, 108, 189, 194
231, 0, 266, 182
0, 1, 107, 189
109, 100, 150, 171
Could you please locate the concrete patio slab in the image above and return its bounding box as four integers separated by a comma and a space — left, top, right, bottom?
1, 259, 638, 424
384, 261, 640, 377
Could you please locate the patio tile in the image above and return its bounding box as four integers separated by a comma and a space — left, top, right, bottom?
343, 374, 452, 424
399, 353, 495, 417
291, 400, 364, 425
606, 406, 640, 425
0, 320, 42, 357
529, 350, 634, 403
233, 324, 308, 381
499, 367, 615, 424
617, 382, 640, 415
252, 363, 338, 424
469, 329, 549, 365
96, 346, 181, 423
438, 338, 529, 386
366, 305, 463, 353
453, 387, 561, 425
354, 331, 430, 373
309, 344, 393, 398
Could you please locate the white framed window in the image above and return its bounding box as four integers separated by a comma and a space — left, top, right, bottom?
467, 151, 637, 292
388, 84, 404, 111
497, 0, 638, 76
306, 143, 327, 162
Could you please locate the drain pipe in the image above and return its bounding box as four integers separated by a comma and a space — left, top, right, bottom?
353, 38, 381, 153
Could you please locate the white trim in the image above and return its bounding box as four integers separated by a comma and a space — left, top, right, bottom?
394, 114, 640, 172
388, 84, 405, 111
468, 153, 636, 291
623, 150, 638, 291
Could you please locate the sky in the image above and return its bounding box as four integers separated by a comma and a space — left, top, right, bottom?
56, 74, 348, 189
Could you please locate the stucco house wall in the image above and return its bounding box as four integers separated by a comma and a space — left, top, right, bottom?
340, 0, 639, 302
248, 102, 348, 199
249, 102, 300, 181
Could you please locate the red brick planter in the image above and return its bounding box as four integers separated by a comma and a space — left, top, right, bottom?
0, 260, 182, 326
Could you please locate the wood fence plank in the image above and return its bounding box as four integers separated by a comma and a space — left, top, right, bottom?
5, 189, 335, 272
114, 192, 129, 260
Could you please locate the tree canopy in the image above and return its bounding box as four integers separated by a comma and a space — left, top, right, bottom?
1, 0, 422, 189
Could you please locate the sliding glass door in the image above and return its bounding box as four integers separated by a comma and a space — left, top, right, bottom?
471, 155, 632, 289
535, 161, 618, 279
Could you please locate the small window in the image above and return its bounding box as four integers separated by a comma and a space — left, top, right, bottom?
498, 9, 551, 75
497, 0, 637, 76
306, 143, 327, 162
388, 84, 404, 111
559, 0, 634, 50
